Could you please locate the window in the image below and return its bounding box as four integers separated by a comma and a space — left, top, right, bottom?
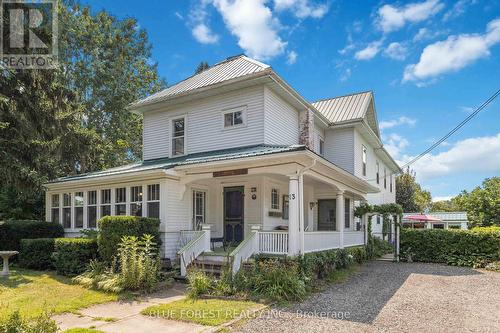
376, 161, 380, 184
147, 184, 160, 219
362, 145, 367, 176
319, 138, 325, 156
377, 215, 381, 225
271, 188, 279, 210
51, 194, 60, 224
224, 109, 244, 127
192, 190, 206, 230
384, 168, 387, 189
74, 192, 84, 228
88, 190, 97, 228
344, 198, 350, 229
115, 187, 126, 216
101, 189, 111, 217
172, 117, 185, 156
390, 175, 393, 193
130, 186, 143, 217
63, 193, 71, 228
282, 195, 289, 220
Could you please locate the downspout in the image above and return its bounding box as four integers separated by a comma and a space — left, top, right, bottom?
297, 159, 316, 254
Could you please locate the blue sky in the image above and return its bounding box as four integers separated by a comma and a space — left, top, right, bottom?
82, 0, 500, 200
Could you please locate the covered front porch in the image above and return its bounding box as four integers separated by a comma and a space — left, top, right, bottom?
174, 150, 377, 275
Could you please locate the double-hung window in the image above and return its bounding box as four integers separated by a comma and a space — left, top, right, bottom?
88, 190, 97, 228
224, 109, 244, 128
362, 145, 367, 176
390, 175, 393, 193
384, 168, 387, 189
115, 187, 126, 215
74, 192, 84, 228
147, 184, 160, 219
51, 194, 60, 224
376, 161, 380, 184
192, 190, 206, 230
63, 193, 71, 228
101, 189, 111, 217
130, 186, 143, 217
172, 117, 185, 156
319, 138, 325, 156
271, 188, 279, 210
344, 198, 351, 229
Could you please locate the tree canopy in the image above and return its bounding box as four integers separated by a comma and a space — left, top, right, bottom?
395, 170, 432, 213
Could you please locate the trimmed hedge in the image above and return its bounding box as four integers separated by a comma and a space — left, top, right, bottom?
52, 238, 98, 276
0, 220, 64, 251
400, 228, 500, 267
97, 216, 161, 262
19, 238, 55, 270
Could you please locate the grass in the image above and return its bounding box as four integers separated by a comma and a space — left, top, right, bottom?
62, 329, 106, 333
0, 268, 118, 320
141, 298, 261, 326
326, 264, 360, 284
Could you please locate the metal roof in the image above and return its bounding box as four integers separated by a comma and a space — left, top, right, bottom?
48, 144, 305, 183
131, 55, 270, 107
311, 91, 373, 124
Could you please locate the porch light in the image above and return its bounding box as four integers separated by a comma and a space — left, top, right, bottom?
309, 201, 317, 209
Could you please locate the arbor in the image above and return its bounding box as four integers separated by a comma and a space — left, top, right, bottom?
453, 177, 500, 227
195, 61, 210, 74
396, 170, 432, 213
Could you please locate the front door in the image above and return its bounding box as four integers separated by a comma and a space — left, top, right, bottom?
224, 186, 244, 243
318, 199, 336, 231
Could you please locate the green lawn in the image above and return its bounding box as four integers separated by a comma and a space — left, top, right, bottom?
63, 329, 106, 333
141, 299, 261, 326
0, 268, 118, 320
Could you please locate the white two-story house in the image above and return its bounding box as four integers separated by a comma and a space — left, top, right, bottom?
45, 55, 400, 274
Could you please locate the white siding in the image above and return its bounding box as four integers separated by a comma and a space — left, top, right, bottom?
142, 86, 266, 160
324, 127, 355, 173
313, 122, 326, 155
263, 87, 300, 145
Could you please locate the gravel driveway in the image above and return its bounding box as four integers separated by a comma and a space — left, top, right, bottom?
235, 261, 500, 333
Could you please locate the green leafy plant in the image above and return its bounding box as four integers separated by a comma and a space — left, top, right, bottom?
0, 220, 63, 252
187, 270, 215, 299
52, 238, 98, 276
0, 310, 58, 333
18, 238, 55, 270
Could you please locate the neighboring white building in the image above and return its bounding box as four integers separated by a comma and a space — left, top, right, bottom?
44, 55, 401, 275
403, 212, 469, 230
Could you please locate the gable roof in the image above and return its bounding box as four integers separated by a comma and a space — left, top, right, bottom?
131, 55, 271, 108
311, 91, 381, 138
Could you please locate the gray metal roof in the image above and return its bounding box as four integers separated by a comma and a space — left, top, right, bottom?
48, 144, 305, 183
311, 91, 373, 124
131, 55, 270, 107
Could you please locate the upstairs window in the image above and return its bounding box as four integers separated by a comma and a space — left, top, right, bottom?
172, 117, 185, 156
384, 168, 387, 189
362, 145, 367, 176
224, 108, 244, 128
390, 175, 393, 193
271, 188, 279, 210
319, 138, 325, 156
376, 161, 380, 184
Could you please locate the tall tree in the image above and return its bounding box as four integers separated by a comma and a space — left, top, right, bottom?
195, 61, 210, 74
396, 170, 432, 212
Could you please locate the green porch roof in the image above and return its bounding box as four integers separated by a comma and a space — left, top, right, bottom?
49, 144, 306, 183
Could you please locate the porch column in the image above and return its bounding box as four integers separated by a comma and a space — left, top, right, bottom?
288, 175, 300, 256
336, 191, 345, 249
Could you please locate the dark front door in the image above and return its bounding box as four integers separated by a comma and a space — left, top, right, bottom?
224, 186, 244, 243
318, 199, 336, 231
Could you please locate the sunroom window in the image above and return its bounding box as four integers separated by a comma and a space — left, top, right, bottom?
51, 194, 60, 224
101, 189, 111, 217
172, 118, 185, 156
115, 187, 126, 216
63, 193, 71, 228
74, 192, 84, 228
88, 190, 97, 228
147, 184, 160, 219
130, 186, 143, 217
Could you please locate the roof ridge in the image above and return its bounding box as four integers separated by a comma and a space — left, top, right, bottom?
311, 90, 373, 104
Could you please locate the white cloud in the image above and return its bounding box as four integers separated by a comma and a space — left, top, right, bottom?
376, 0, 444, 33
459, 106, 475, 113
339, 68, 351, 82
413, 27, 446, 42
384, 42, 408, 61
443, 0, 477, 22
404, 19, 500, 82
383, 133, 410, 158
380, 116, 417, 130
192, 23, 219, 44
274, 0, 329, 18
432, 196, 453, 202
212, 0, 286, 60
286, 50, 298, 64
404, 134, 500, 180
354, 40, 382, 60
175, 12, 184, 20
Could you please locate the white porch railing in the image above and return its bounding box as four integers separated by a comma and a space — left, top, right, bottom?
304, 231, 341, 253
258, 231, 288, 255
178, 228, 210, 277
230, 231, 258, 273
343, 231, 365, 247
179, 230, 201, 248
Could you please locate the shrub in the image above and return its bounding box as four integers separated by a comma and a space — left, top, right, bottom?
18, 238, 55, 270
187, 270, 214, 299
0, 220, 63, 251
347, 246, 367, 264
0, 310, 58, 333
400, 228, 500, 267
52, 238, 98, 276
97, 216, 161, 262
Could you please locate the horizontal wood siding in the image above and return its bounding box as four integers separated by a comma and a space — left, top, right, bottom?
324, 127, 354, 173
143, 111, 170, 160
263, 87, 299, 145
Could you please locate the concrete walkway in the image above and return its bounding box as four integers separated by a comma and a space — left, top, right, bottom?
53, 283, 206, 333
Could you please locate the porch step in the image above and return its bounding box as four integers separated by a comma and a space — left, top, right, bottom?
190, 259, 231, 277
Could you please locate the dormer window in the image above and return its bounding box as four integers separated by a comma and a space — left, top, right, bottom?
319, 138, 325, 156
172, 117, 185, 156
223, 107, 245, 128
362, 145, 367, 176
